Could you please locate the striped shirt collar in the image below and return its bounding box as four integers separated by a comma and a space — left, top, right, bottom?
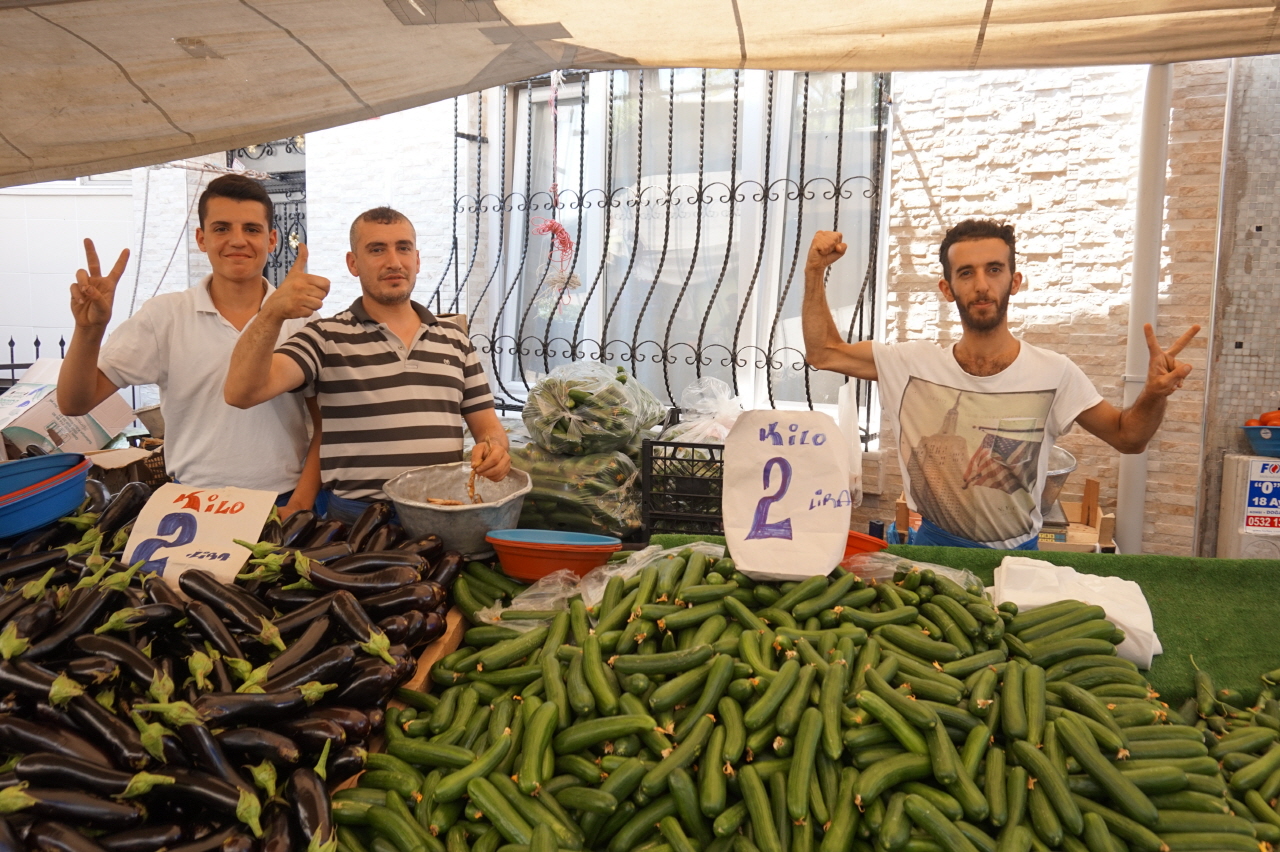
347, 298, 438, 327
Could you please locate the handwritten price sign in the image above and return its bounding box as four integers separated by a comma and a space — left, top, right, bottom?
123, 483, 278, 587
723, 410, 852, 581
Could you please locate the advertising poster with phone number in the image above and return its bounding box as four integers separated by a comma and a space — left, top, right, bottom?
1243, 458, 1280, 534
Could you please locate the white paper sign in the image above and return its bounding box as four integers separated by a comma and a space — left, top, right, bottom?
123, 483, 278, 586
1242, 457, 1280, 535
723, 410, 851, 581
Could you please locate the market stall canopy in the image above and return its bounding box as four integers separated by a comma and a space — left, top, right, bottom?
2, 0, 1277, 188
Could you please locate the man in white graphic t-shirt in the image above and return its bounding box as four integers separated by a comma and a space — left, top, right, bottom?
801, 219, 1200, 549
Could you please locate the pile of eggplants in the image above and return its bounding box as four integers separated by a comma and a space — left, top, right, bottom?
0, 492, 463, 852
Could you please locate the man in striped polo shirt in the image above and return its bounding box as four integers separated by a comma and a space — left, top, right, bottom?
224, 207, 510, 524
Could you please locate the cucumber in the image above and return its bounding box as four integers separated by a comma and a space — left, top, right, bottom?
902, 793, 981, 852
1010, 740, 1083, 835
853, 753, 932, 806
1055, 714, 1158, 827
552, 715, 658, 754
787, 707, 824, 822
739, 765, 784, 852
744, 659, 801, 731
466, 778, 533, 845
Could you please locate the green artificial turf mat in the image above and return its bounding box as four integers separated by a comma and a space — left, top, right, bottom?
649, 534, 1280, 707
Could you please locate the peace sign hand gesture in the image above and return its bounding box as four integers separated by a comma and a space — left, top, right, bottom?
1144, 323, 1201, 397
70, 238, 129, 331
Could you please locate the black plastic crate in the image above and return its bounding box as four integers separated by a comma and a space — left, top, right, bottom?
641, 438, 725, 536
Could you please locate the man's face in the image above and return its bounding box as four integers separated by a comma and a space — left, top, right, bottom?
939, 237, 1022, 333
347, 220, 420, 306
195, 197, 276, 284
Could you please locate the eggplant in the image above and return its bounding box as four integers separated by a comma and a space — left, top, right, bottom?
25, 820, 108, 852
215, 727, 301, 767
65, 656, 119, 686
165, 827, 254, 852
0, 715, 110, 766
397, 532, 444, 563
329, 657, 413, 707
271, 593, 335, 636
0, 816, 17, 852
13, 754, 135, 798
147, 768, 242, 815
65, 694, 149, 770
0, 661, 56, 699
288, 767, 334, 852
295, 541, 352, 564
140, 574, 184, 609
178, 569, 270, 633
306, 562, 419, 595
275, 716, 344, 753
420, 610, 448, 646
302, 519, 346, 548
8, 524, 76, 559
378, 614, 410, 644
193, 687, 312, 727
263, 645, 355, 694
262, 586, 322, 615
361, 522, 404, 553
23, 590, 119, 661
71, 635, 156, 686
11, 599, 58, 647
258, 516, 284, 547
279, 510, 317, 548
259, 802, 296, 852
299, 706, 371, 741
176, 723, 254, 796
96, 602, 183, 634
427, 551, 465, 587
360, 582, 444, 620
0, 550, 67, 586
32, 700, 78, 733
0, 593, 31, 631
94, 483, 151, 539
210, 655, 234, 694
83, 480, 111, 516
13, 789, 144, 830
268, 616, 331, 675
0, 773, 19, 791
184, 601, 244, 660
97, 824, 185, 852
367, 706, 385, 734
328, 550, 426, 575
328, 591, 387, 649
326, 745, 367, 789
346, 501, 393, 552
398, 610, 427, 648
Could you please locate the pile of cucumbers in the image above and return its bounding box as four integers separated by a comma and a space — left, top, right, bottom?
333, 550, 1280, 852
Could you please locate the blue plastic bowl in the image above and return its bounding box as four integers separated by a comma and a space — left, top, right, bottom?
1244, 426, 1280, 459
0, 454, 92, 539
485, 529, 621, 546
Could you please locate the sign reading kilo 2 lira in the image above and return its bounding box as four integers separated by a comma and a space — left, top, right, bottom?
723, 410, 851, 581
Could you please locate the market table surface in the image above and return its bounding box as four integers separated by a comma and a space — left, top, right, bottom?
650, 535, 1280, 707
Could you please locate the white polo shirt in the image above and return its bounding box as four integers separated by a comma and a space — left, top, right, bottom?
99, 276, 313, 494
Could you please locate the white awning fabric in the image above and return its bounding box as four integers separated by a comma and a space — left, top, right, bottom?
1, 0, 1276, 187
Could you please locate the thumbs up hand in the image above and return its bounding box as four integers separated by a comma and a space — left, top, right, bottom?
265, 244, 330, 321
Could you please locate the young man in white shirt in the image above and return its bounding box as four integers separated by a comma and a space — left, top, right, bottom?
57, 175, 326, 515
802, 220, 1200, 549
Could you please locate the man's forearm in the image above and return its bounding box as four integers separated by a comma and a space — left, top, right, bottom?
801, 264, 845, 370
225, 312, 286, 407
57, 324, 109, 415
1115, 390, 1168, 454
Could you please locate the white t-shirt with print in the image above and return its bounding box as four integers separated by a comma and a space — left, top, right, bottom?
872, 340, 1103, 548
99, 276, 313, 494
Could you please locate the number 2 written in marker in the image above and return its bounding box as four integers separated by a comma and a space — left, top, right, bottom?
131, 512, 199, 576
746, 456, 794, 540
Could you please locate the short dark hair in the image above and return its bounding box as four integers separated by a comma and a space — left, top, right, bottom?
939, 219, 1016, 281
198, 174, 274, 230
349, 207, 414, 251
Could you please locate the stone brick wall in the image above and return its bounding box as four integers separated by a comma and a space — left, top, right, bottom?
850, 64, 1225, 556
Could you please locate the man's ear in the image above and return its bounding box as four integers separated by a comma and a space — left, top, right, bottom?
268, 228, 279, 255
346, 251, 359, 276
1011, 271, 1023, 296
938, 277, 956, 303
195, 227, 205, 252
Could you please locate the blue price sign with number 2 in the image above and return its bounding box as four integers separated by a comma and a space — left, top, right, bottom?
123, 483, 278, 587
724, 410, 852, 581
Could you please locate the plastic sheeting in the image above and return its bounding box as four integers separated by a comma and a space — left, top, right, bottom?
1, 0, 1276, 187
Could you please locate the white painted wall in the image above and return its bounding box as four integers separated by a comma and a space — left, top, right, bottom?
0, 175, 133, 368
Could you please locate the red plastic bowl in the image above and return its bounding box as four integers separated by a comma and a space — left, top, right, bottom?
485, 530, 623, 581
845, 530, 889, 557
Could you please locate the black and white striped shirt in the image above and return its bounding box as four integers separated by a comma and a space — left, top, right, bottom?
278, 299, 495, 500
